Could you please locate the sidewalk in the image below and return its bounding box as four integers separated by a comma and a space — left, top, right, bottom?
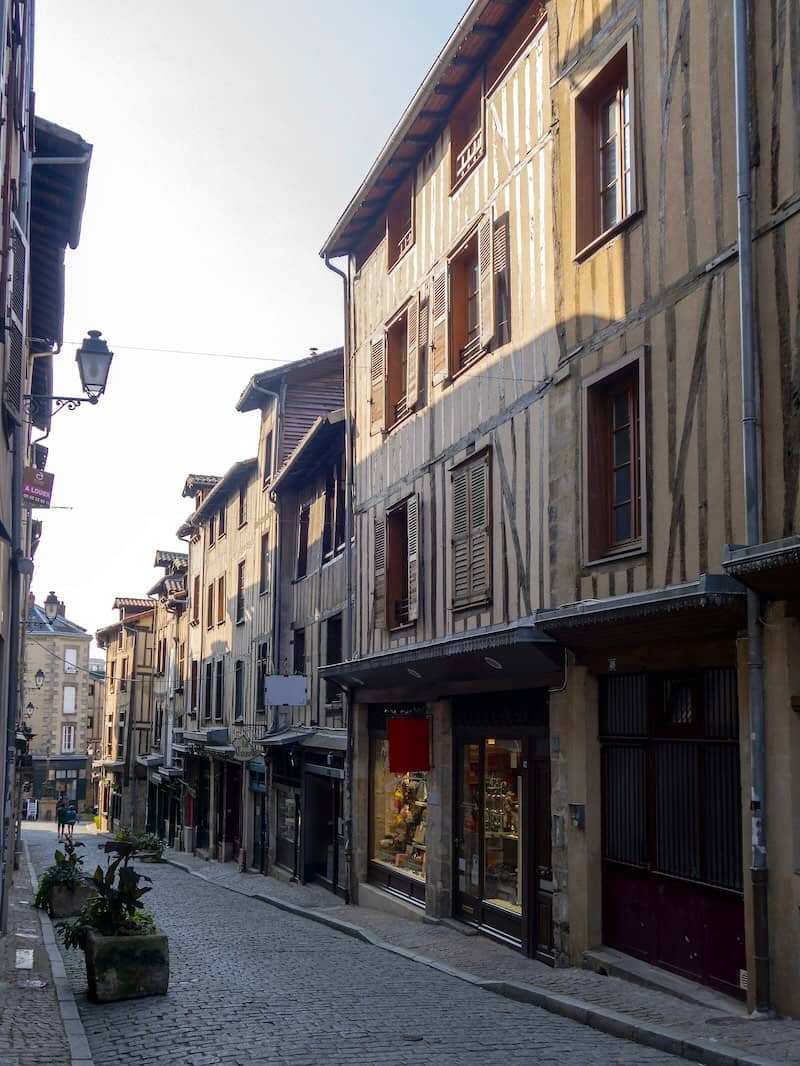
163, 845, 800, 1066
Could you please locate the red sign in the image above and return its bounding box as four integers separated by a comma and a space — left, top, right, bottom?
22, 467, 54, 509
388, 717, 430, 773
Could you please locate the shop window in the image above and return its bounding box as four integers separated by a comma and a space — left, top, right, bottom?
375, 495, 419, 630
387, 173, 414, 269
259, 533, 270, 595
371, 734, 427, 884
216, 575, 226, 626
256, 641, 268, 712
235, 560, 246, 624
64, 647, 77, 673
238, 484, 247, 527
574, 42, 636, 256
450, 72, 484, 189
296, 504, 310, 579
214, 659, 224, 721
62, 685, 77, 715
584, 353, 645, 562
451, 450, 491, 609
234, 659, 244, 722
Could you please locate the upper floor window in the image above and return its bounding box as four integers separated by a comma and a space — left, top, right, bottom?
208, 515, 216, 547
374, 495, 419, 630
322, 456, 346, 562
259, 533, 270, 595
190, 659, 199, 715
238, 485, 247, 527
62, 685, 77, 715
387, 173, 414, 270
583, 351, 645, 562
177, 642, 186, 691
234, 660, 244, 722
204, 661, 213, 720
370, 295, 420, 434
451, 450, 492, 610
214, 659, 224, 721
64, 647, 77, 673
450, 72, 484, 189
216, 575, 226, 626
61, 724, 75, 754
206, 582, 215, 630
235, 560, 246, 624
192, 575, 201, 625
109, 659, 116, 692
263, 430, 274, 486
217, 504, 226, 538
296, 504, 310, 579
256, 641, 269, 712
574, 42, 636, 256
325, 614, 343, 711
292, 627, 306, 678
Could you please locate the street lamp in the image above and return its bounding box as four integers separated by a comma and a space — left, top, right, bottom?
23, 330, 114, 419
25, 702, 34, 719
44, 591, 59, 624
34, 669, 45, 689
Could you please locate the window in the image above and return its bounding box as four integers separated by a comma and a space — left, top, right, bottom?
218, 505, 226, 538
190, 659, 199, 714
206, 583, 214, 629
293, 627, 306, 677
450, 72, 484, 188
62, 685, 77, 715
234, 659, 244, 721
208, 515, 216, 547
204, 661, 213, 720
322, 457, 346, 560
584, 353, 644, 561
216, 575, 225, 626
64, 647, 77, 673
235, 560, 246, 623
387, 173, 414, 269
256, 641, 268, 712
214, 659, 224, 721
263, 430, 274, 486
259, 533, 270, 595
574, 43, 635, 255
296, 504, 310, 579
177, 642, 185, 691
325, 614, 343, 708
61, 724, 75, 754
451, 450, 491, 609
88, 684, 95, 697
238, 485, 247, 526
109, 660, 115, 692
370, 295, 420, 434
192, 575, 201, 625
120, 659, 128, 692
375, 495, 419, 630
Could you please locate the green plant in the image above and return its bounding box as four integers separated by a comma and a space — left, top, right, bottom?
134, 831, 165, 854
33, 839, 86, 909
56, 840, 155, 950
113, 826, 135, 843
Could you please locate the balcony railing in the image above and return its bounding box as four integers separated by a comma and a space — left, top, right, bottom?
455, 129, 483, 183
396, 227, 413, 260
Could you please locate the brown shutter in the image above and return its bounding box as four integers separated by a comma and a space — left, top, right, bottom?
406, 493, 420, 622
451, 465, 470, 607
493, 212, 510, 346
370, 332, 385, 434
469, 454, 491, 602
4, 216, 27, 417
430, 264, 449, 385
406, 293, 420, 412
374, 515, 386, 628
478, 212, 494, 350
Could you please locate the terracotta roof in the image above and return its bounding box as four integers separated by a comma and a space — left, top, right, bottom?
153, 550, 188, 567
112, 597, 155, 609
181, 474, 221, 498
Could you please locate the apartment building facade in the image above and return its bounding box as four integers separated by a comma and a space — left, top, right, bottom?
321, 0, 800, 1015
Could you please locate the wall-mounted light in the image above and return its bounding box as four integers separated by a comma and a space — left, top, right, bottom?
34, 668, 45, 689
24, 331, 114, 420
25, 701, 34, 718
44, 590, 59, 623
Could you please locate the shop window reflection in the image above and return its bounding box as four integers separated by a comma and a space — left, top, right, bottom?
483, 738, 522, 913
371, 738, 427, 882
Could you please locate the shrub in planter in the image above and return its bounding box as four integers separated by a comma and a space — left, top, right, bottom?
33, 839, 92, 918
57, 840, 169, 1002
113, 827, 165, 861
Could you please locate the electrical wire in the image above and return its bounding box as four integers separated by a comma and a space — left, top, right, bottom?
27, 639, 104, 679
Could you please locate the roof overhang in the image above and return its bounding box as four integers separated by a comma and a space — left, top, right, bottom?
320, 621, 563, 701
534, 574, 746, 652
236, 347, 344, 413
270, 409, 345, 494
723, 538, 800, 602
178, 459, 256, 535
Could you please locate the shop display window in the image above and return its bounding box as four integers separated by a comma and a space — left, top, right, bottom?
371, 737, 427, 882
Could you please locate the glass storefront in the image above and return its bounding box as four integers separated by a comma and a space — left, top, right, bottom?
371, 737, 428, 883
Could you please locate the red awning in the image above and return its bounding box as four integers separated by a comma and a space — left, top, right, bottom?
388, 717, 430, 773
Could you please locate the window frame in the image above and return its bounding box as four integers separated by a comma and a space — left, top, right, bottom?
235, 560, 246, 624
61, 723, 75, 754
64, 647, 77, 673
62, 685, 77, 715
214, 659, 224, 722
217, 504, 226, 539
206, 582, 215, 630
582, 347, 648, 565
216, 575, 226, 627
256, 640, 269, 712
381, 493, 420, 631
192, 575, 201, 625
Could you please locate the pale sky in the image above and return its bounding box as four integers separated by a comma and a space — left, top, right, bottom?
30, 0, 467, 653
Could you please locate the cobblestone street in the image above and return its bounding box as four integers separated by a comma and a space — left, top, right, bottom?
25, 826, 688, 1066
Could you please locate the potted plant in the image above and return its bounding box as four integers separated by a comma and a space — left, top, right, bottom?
33, 839, 92, 918
56, 840, 169, 1002
113, 827, 165, 862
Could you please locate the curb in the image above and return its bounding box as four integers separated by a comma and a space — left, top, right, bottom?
24, 840, 95, 1066
163, 856, 781, 1066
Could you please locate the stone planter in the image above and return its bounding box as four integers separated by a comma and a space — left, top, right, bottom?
84, 928, 169, 1002
48, 883, 93, 918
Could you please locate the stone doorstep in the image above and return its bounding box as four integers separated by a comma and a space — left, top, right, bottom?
583, 947, 748, 1018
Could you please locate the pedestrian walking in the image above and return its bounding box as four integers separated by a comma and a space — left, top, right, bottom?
55, 796, 67, 841
64, 806, 78, 840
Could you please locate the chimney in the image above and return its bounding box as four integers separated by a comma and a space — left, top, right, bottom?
57, 600, 65, 617
28, 592, 35, 608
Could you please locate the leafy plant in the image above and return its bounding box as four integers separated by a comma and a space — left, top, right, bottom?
134, 831, 165, 855
33, 839, 86, 910
56, 840, 155, 950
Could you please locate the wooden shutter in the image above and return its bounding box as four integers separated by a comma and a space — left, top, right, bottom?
406, 494, 420, 622
469, 454, 491, 602
406, 293, 420, 411
493, 213, 510, 346
374, 515, 386, 628
370, 333, 385, 434
4, 216, 27, 417
451, 465, 470, 607
478, 212, 494, 351
430, 264, 449, 385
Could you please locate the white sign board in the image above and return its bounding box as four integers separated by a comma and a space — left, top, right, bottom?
264, 674, 307, 706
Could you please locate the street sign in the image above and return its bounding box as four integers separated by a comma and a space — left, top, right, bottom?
21, 467, 54, 509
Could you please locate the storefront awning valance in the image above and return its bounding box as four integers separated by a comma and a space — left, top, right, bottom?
723, 537, 800, 602
534, 574, 746, 652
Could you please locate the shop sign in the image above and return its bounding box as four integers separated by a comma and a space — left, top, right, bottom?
21, 467, 54, 508
388, 716, 430, 773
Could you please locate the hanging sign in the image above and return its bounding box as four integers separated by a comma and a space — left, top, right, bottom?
22, 467, 54, 509
388, 716, 430, 773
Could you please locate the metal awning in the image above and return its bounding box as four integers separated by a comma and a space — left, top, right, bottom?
136, 754, 164, 768
206, 745, 236, 756
301, 729, 347, 752
534, 574, 746, 651
159, 766, 183, 777
100, 760, 124, 772
257, 729, 313, 748
183, 727, 229, 746
723, 537, 800, 602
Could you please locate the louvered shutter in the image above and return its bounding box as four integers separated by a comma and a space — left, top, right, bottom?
430, 264, 449, 385
370, 333, 385, 434
469, 455, 491, 602
451, 466, 470, 607
406, 293, 420, 412
4, 216, 27, 417
374, 515, 387, 628
478, 213, 494, 350
493, 213, 510, 346
406, 494, 420, 622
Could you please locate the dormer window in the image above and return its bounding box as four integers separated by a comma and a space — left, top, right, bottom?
387, 174, 414, 270
450, 73, 484, 190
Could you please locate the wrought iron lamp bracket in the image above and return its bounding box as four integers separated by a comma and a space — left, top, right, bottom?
23, 393, 100, 420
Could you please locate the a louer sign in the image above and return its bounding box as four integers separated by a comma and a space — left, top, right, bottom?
22, 467, 54, 509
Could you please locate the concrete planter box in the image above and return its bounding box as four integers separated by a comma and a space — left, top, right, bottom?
84, 928, 169, 1002
48, 883, 93, 918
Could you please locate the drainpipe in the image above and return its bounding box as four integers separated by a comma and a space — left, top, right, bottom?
324, 254, 354, 904
733, 0, 769, 1014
